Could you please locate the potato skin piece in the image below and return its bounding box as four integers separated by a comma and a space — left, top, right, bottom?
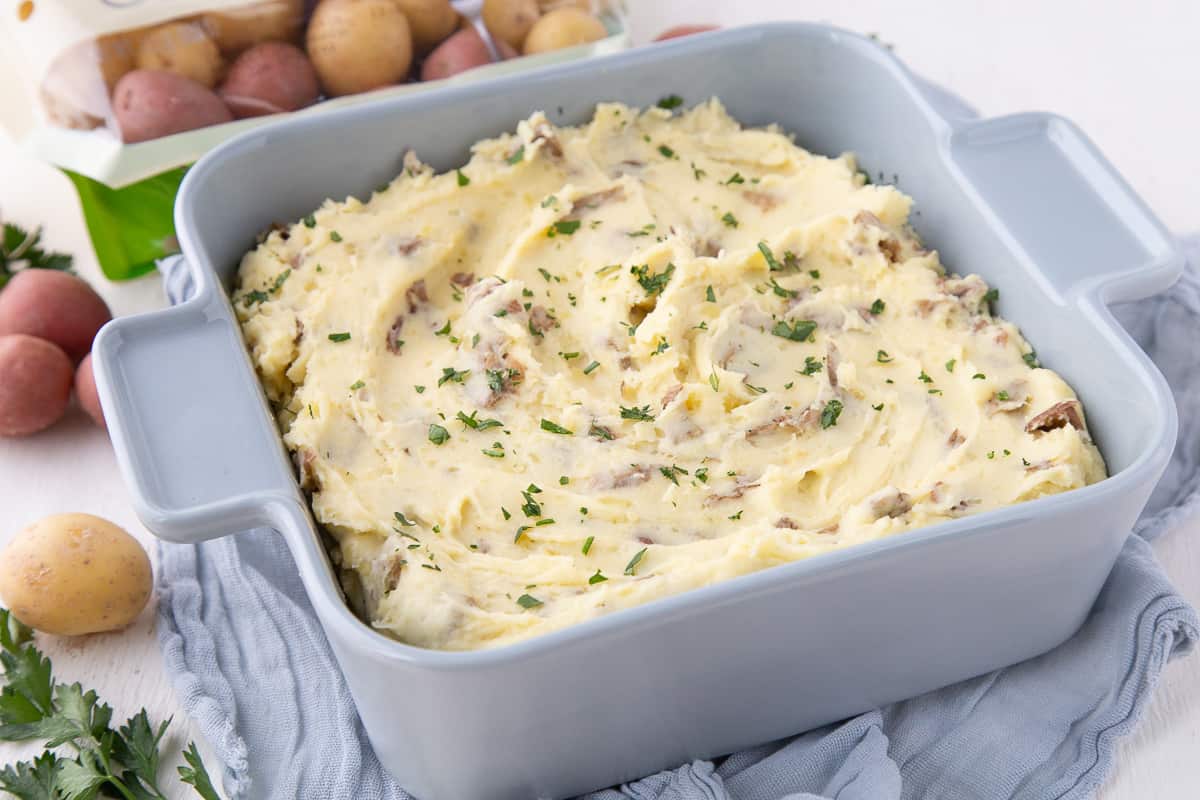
0, 270, 112, 362
421, 27, 493, 82
75, 354, 105, 430
522, 8, 607, 55
135, 22, 225, 88
0, 513, 152, 636
306, 0, 414, 97
112, 70, 234, 143
482, 0, 541, 50
0, 335, 73, 437
220, 42, 320, 117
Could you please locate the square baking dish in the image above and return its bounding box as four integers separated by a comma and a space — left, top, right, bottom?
92, 23, 1183, 800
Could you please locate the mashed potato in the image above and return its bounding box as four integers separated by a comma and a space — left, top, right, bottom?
234, 100, 1106, 651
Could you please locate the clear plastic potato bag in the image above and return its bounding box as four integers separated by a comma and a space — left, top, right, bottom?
0, 0, 627, 279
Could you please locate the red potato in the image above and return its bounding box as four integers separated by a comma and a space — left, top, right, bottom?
0, 335, 73, 437
112, 70, 234, 143
653, 24, 720, 41
75, 354, 105, 430
421, 27, 493, 81
220, 42, 320, 117
0, 270, 111, 362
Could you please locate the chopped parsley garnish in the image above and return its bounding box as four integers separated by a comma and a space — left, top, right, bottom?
705, 285, 716, 302
538, 267, 553, 281
995, 390, 1011, 401
982, 288, 999, 308
872, 403, 884, 411
541, 195, 557, 208
596, 264, 621, 277
725, 172, 745, 185
516, 594, 543, 609
415, 385, 425, 393
559, 475, 569, 485
456, 169, 469, 186
583, 360, 601, 375
502, 507, 512, 520
709, 370, 720, 392
582, 535, 594, 554
757, 241, 783, 271
695, 467, 709, 483
428, 424, 450, 445
877, 350, 893, 363
536, 519, 556, 527
393, 511, 416, 527
457, 410, 503, 430
435, 320, 451, 336
486, 367, 520, 393
659, 465, 688, 485
624, 548, 647, 576
784, 381, 794, 389
438, 366, 470, 386
692, 163, 706, 180
945, 359, 956, 373
771, 319, 817, 342
350, 380, 365, 391
809, 270, 821, 279
506, 146, 525, 165
303, 214, 316, 228
588, 570, 608, 585
869, 298, 886, 315
918, 370, 933, 383
1023, 351, 1039, 368
620, 405, 655, 422
820, 399, 844, 429
559, 351, 580, 360
514, 526, 530, 542
547, 220, 582, 237
973, 373, 987, 380
627, 223, 656, 238
330, 231, 342, 242
653, 339, 670, 355
928, 389, 943, 395
658, 144, 676, 159
721, 212, 739, 228
588, 423, 615, 440
657, 94, 684, 110
540, 418, 573, 435
728, 510, 743, 521
520, 492, 541, 519
800, 356, 823, 376
481, 442, 505, 458
987, 450, 996, 459
631, 262, 675, 296
328, 332, 351, 342
768, 277, 796, 298
242, 290, 269, 307
744, 382, 767, 394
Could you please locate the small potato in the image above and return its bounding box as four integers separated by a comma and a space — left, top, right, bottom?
306, 0, 413, 96
537, 0, 591, 11
220, 42, 319, 117
0, 270, 112, 362
0, 335, 73, 437
201, 0, 306, 54
421, 27, 493, 81
393, 0, 458, 54
112, 70, 234, 143
482, 0, 540, 51
75, 354, 105, 430
136, 22, 224, 88
653, 24, 719, 42
0, 514, 152, 636
523, 8, 606, 54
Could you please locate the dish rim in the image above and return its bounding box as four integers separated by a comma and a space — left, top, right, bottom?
158, 21, 1181, 667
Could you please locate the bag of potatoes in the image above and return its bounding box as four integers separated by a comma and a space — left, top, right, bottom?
0, 0, 627, 281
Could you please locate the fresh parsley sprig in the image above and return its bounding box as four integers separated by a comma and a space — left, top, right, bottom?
0, 222, 73, 290
0, 608, 221, 800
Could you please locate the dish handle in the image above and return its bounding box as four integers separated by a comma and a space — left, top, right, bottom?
948, 112, 1183, 304
92, 291, 299, 543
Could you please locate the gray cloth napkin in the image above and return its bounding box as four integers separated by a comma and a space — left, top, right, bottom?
153, 82, 1200, 798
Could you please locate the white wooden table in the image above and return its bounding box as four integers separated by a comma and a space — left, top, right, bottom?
2, 1, 1197, 796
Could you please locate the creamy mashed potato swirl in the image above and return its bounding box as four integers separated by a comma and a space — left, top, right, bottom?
234, 100, 1106, 651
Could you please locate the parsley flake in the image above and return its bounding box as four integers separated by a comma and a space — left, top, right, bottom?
303, 214, 316, 228
588, 570, 608, 585
877, 350, 893, 363
624, 548, 647, 576
428, 424, 450, 445
771, 319, 817, 342
456, 169, 469, 186
620, 405, 655, 422
820, 399, 844, 428
631, 262, 675, 296
438, 367, 469, 386
582, 535, 594, 554
516, 594, 543, 609
330, 231, 342, 242
945, 359, 956, 373
506, 146, 525, 165
721, 211, 739, 228
705, 285, 716, 302
757, 241, 783, 271
540, 419, 573, 435
328, 332, 351, 342
801, 356, 823, 376
583, 360, 601, 375
869, 298, 886, 315
725, 172, 745, 185
547, 220, 582, 237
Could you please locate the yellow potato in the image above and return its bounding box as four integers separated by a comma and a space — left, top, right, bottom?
136, 22, 224, 88
306, 0, 413, 96
481, 0, 540, 50
0, 514, 152, 636
523, 7, 606, 54
537, 0, 592, 11
201, 0, 306, 54
96, 29, 144, 92
393, 0, 458, 53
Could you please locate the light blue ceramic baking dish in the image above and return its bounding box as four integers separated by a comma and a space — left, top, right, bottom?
93, 23, 1183, 800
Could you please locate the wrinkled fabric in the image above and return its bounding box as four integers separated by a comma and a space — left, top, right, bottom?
154, 84, 1200, 798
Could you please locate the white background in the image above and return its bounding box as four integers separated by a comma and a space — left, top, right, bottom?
1, 1, 1197, 797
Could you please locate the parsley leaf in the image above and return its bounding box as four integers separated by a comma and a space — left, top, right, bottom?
656, 94, 684, 110
506, 146, 525, 165
540, 419, 573, 435
327, 332, 351, 342
820, 399, 844, 429
456, 410, 503, 431
876, 350, 893, 363
620, 405, 655, 422
721, 212, 739, 228
869, 298, 885, 315
705, 285, 716, 302
0, 223, 74, 290
428, 424, 450, 445
546, 220, 581, 237
771, 319, 816, 342
631, 263, 675, 296
178, 742, 221, 800
582, 536, 594, 555
516, 594, 543, 609
438, 367, 469, 386
757, 241, 783, 271
588, 570, 608, 585
800, 356, 823, 376
456, 169, 470, 186
624, 548, 647, 576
